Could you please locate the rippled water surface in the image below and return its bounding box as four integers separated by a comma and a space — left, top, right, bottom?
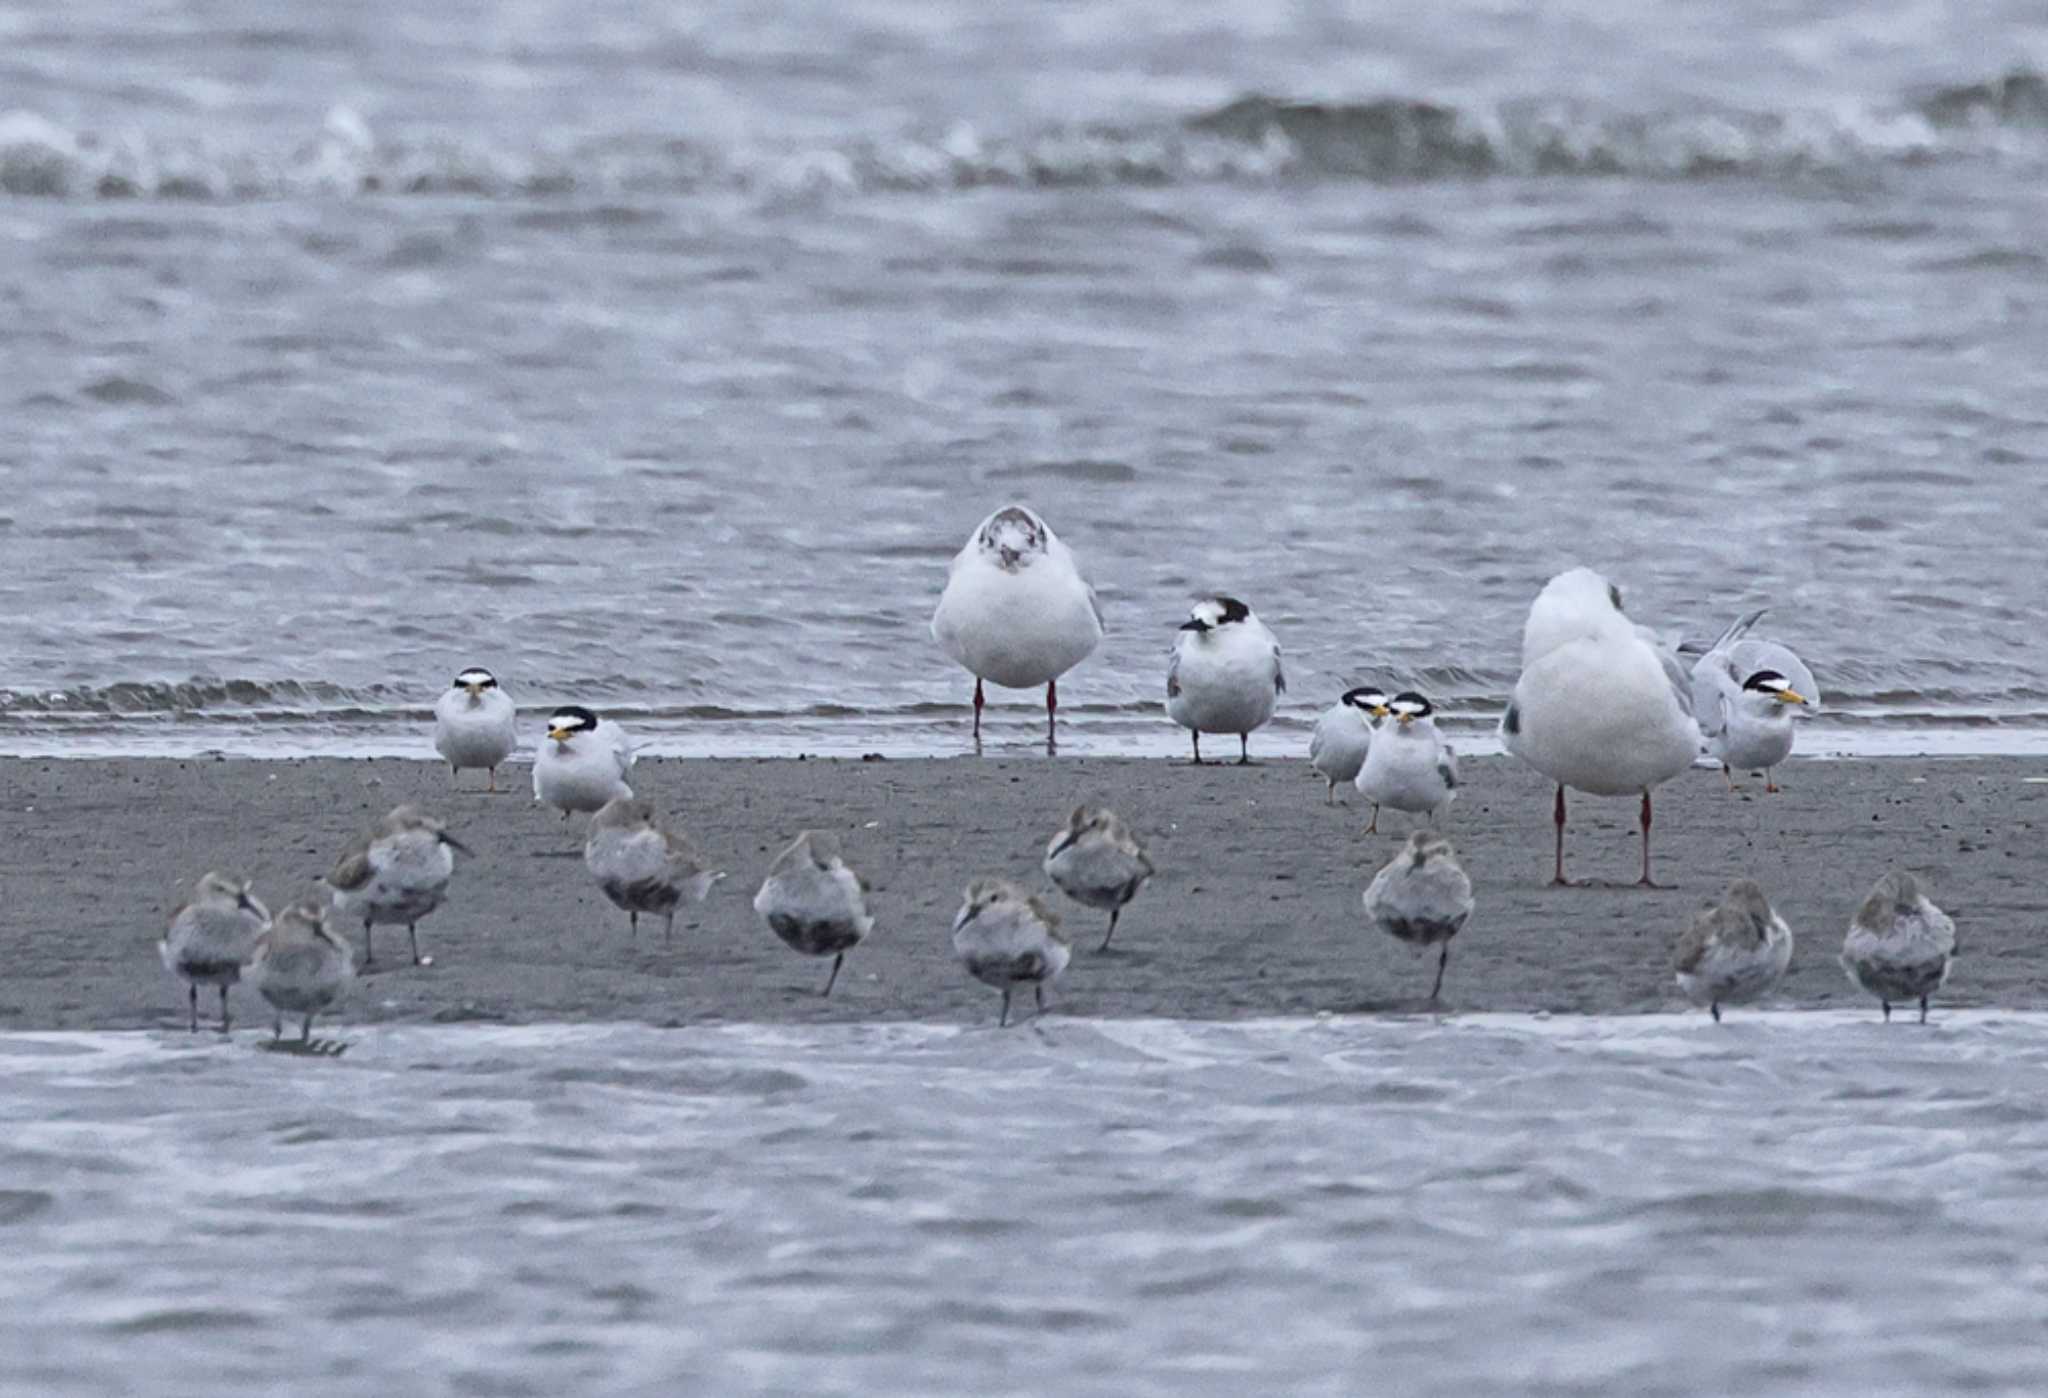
4, 1015, 2047, 1395
4, 1, 2048, 755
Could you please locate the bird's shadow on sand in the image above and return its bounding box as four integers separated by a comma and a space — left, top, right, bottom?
255, 1038, 350, 1059
1322, 996, 1455, 1017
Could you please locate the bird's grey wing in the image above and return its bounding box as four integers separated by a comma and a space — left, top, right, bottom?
1165, 649, 1182, 699
1672, 908, 1715, 973
1272, 644, 1286, 695
1690, 652, 1734, 738
1438, 742, 1459, 790
1679, 607, 1768, 659
662, 825, 707, 875
1308, 717, 1329, 765
1087, 584, 1104, 632
1728, 639, 1820, 709
1641, 627, 1695, 719
327, 841, 374, 892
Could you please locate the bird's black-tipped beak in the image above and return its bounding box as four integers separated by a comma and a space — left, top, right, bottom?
1178, 619, 1209, 632
440, 833, 473, 856
236, 892, 261, 916
1048, 832, 1077, 859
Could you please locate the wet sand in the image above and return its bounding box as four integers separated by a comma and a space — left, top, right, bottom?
0, 755, 2041, 1031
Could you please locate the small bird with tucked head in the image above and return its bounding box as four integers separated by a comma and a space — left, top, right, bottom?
1361, 832, 1473, 1000
1042, 805, 1153, 951
244, 898, 356, 1045
1166, 596, 1285, 764
753, 830, 874, 995
951, 878, 1070, 1027
433, 666, 517, 791
533, 705, 635, 819
1354, 691, 1457, 836
1672, 879, 1793, 1022
1840, 871, 1956, 1024
161, 872, 269, 1033
585, 795, 723, 943
1309, 686, 1388, 805
325, 804, 470, 968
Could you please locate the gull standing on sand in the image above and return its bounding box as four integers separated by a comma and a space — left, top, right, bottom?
753, 830, 874, 995
951, 878, 1070, 1027
244, 899, 356, 1045
1309, 687, 1388, 804
434, 667, 517, 791
1354, 691, 1457, 834
1361, 832, 1473, 1000
1166, 596, 1285, 764
585, 795, 722, 943
1043, 805, 1154, 951
1672, 879, 1793, 1022
1841, 871, 1956, 1024
1500, 567, 1700, 886
161, 872, 269, 1033
1683, 611, 1817, 792
533, 705, 635, 818
325, 804, 470, 968
930, 504, 1104, 745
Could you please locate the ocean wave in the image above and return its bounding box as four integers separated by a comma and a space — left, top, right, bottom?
5, 675, 2047, 729
3, 71, 2045, 203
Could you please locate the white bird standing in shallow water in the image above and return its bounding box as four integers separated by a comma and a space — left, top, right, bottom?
1672, 879, 1793, 1022
244, 899, 355, 1046
1683, 610, 1817, 793
584, 796, 723, 943
1840, 871, 1956, 1024
1042, 805, 1154, 951
930, 504, 1103, 747
1166, 596, 1285, 764
951, 878, 1070, 1027
753, 830, 874, 995
1500, 567, 1700, 887
160, 872, 269, 1033
325, 805, 470, 968
1354, 691, 1457, 835
433, 666, 517, 791
1361, 832, 1473, 1000
1309, 687, 1388, 804
533, 705, 635, 819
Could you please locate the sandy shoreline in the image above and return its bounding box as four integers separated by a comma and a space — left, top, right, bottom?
1, 754, 2041, 1031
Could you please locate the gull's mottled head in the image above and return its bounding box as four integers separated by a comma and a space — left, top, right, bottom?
978, 505, 1050, 571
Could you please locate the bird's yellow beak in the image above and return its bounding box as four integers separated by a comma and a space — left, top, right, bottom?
465, 683, 484, 697
1371, 704, 1391, 719
1777, 690, 1808, 706
1396, 713, 1414, 725
547, 726, 571, 742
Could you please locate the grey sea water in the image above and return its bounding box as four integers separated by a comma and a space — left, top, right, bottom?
4, 1015, 2046, 1395
4, 1, 2048, 756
